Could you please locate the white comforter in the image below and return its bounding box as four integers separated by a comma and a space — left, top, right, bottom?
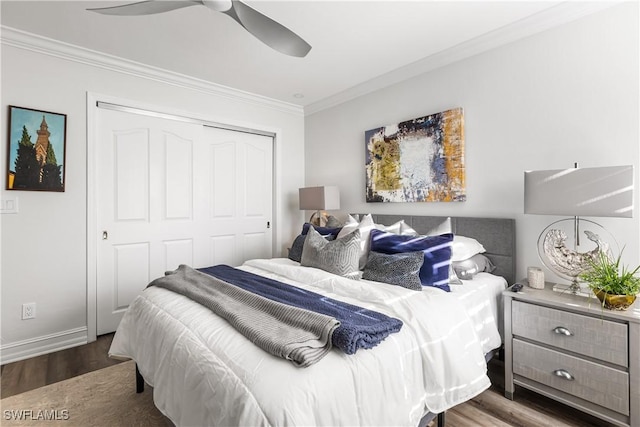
109, 258, 505, 427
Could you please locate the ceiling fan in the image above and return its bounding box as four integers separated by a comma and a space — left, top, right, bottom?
87, 0, 312, 57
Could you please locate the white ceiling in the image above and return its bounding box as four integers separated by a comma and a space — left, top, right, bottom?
1, 1, 617, 113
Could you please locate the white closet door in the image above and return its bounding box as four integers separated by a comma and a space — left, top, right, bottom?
200, 127, 273, 267
96, 109, 272, 334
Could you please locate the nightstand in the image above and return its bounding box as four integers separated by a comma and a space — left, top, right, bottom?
503, 281, 640, 427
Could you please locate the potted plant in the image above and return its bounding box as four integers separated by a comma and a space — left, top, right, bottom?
579, 250, 640, 311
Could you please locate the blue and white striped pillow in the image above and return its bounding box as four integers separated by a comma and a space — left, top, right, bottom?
369, 229, 453, 292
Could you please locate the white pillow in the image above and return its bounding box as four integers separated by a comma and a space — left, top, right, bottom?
400, 217, 452, 236
337, 214, 367, 238
428, 217, 452, 235
340, 214, 359, 231
399, 222, 419, 236
375, 220, 403, 234
340, 216, 422, 236
451, 235, 486, 262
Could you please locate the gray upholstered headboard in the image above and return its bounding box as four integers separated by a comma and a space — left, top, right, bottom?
354, 214, 516, 285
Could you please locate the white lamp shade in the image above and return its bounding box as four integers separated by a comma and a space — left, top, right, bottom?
299, 186, 340, 210
524, 165, 634, 218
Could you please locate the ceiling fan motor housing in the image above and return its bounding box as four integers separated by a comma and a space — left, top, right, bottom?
202, 0, 233, 12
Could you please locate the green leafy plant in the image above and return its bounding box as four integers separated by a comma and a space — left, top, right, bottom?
579, 250, 640, 297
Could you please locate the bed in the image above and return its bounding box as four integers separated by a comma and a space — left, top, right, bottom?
109, 214, 515, 426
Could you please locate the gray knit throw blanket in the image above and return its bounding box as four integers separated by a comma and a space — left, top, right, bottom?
149, 265, 340, 367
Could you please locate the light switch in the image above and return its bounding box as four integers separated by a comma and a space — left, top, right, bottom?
1, 196, 19, 214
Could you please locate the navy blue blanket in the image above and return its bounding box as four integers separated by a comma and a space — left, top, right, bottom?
198, 265, 403, 354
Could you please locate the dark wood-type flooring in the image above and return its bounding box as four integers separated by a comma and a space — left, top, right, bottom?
1, 335, 614, 426
1, 334, 124, 399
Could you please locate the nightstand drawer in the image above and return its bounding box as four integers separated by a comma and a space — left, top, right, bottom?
513, 339, 629, 416
512, 300, 628, 366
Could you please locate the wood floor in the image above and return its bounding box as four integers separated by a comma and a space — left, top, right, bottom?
1, 336, 615, 426
0, 334, 124, 399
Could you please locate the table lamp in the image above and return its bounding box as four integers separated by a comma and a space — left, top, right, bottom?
299, 186, 340, 227
524, 164, 634, 294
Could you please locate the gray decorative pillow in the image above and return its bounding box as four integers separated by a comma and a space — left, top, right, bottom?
453, 254, 496, 280
362, 250, 424, 291
301, 226, 361, 279
288, 234, 307, 263
288, 233, 335, 263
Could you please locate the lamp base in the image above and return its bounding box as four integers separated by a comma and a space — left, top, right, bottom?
309, 211, 328, 227
537, 218, 617, 300
552, 282, 593, 298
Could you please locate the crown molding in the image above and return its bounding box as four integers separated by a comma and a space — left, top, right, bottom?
304, 1, 621, 116
0, 26, 304, 117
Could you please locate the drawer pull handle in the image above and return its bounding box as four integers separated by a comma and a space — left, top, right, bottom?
553, 369, 575, 381
552, 326, 573, 336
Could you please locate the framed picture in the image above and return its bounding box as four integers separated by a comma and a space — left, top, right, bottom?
365, 107, 465, 203
7, 105, 67, 192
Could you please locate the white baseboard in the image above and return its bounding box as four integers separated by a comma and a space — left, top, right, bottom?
0, 327, 88, 365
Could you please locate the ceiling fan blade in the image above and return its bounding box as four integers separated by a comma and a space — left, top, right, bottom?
87, 0, 202, 16
225, 1, 311, 58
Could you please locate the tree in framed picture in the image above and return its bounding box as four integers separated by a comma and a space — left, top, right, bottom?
7, 106, 66, 192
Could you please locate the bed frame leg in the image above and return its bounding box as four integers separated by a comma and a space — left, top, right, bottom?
437, 411, 445, 427
135, 363, 144, 393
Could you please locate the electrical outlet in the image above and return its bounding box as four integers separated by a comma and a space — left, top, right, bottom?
22, 303, 36, 320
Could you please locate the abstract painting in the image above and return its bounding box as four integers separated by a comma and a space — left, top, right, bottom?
365, 107, 465, 203
7, 105, 67, 192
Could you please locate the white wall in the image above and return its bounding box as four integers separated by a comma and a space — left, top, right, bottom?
0, 33, 305, 362
305, 3, 639, 283
2, 3, 638, 364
